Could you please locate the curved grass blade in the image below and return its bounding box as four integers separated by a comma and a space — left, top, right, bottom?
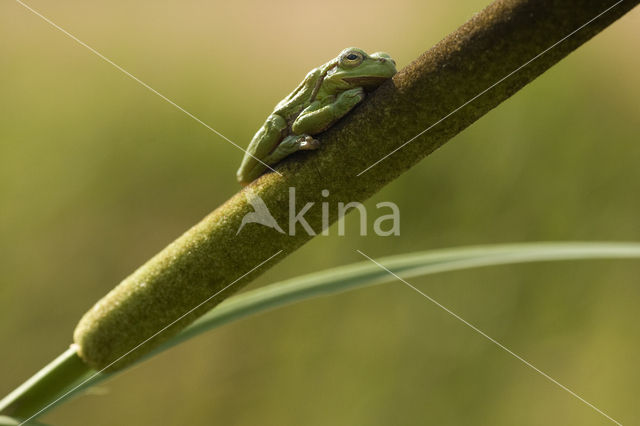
157, 242, 640, 355
6, 242, 640, 421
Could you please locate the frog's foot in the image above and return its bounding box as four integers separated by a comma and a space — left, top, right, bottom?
298, 135, 320, 150
259, 134, 319, 167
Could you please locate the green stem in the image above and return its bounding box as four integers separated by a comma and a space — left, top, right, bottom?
0, 347, 93, 421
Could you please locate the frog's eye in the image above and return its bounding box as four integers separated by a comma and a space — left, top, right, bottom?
341, 51, 364, 67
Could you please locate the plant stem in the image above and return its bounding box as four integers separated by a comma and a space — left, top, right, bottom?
0, 347, 93, 421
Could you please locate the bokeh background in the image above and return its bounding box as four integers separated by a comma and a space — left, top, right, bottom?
1, 1, 639, 425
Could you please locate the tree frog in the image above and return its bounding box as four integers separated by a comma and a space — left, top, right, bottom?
236, 47, 397, 185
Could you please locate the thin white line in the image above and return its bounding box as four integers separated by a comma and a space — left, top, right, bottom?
14, 0, 282, 177
19, 250, 283, 425
356, 249, 623, 426
357, 0, 624, 176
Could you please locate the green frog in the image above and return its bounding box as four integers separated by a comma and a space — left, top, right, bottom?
236, 47, 397, 185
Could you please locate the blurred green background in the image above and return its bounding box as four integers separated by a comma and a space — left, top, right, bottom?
1, 0, 639, 425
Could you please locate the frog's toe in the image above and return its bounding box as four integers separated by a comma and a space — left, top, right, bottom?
299, 136, 320, 150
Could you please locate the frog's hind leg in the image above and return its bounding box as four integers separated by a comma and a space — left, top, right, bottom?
261, 134, 320, 166
237, 114, 288, 184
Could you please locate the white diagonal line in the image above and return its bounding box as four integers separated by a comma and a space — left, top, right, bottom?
14, 0, 282, 177
357, 0, 623, 176
19, 250, 283, 426
356, 249, 623, 426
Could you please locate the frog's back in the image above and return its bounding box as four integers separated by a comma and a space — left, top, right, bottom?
273, 67, 322, 120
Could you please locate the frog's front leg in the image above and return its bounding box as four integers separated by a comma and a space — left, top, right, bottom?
291, 87, 365, 135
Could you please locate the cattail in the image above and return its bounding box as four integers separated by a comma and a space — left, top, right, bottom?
73, 187, 289, 371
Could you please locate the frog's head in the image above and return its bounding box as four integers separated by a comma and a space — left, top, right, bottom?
324, 47, 397, 93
